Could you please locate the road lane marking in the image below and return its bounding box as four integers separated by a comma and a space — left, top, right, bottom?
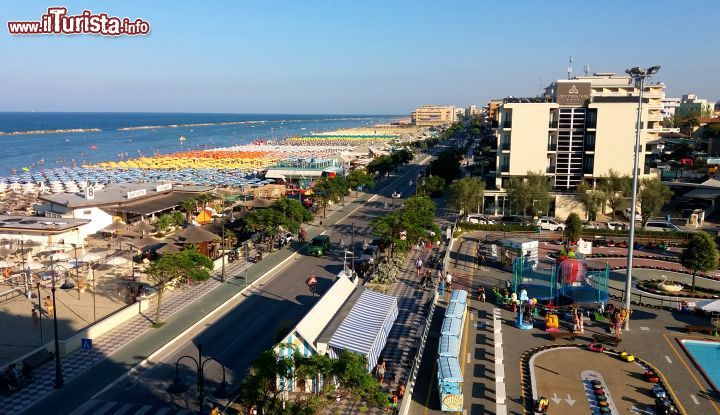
639, 326, 650, 331
466, 352, 471, 364
691, 395, 700, 405
665, 355, 673, 364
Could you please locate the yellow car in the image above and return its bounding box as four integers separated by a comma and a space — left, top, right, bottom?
619, 351, 635, 362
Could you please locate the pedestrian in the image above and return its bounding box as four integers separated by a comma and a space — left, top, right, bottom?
445, 272, 453, 291
376, 357, 387, 385
478, 286, 485, 303
397, 381, 406, 399
419, 269, 430, 288
435, 239, 441, 249
438, 278, 446, 296
319, 219, 324, 227
210, 403, 221, 415
43, 295, 53, 317
31, 308, 39, 327
415, 257, 423, 277
426, 241, 432, 252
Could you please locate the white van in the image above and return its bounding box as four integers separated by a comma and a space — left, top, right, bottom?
644, 221, 681, 232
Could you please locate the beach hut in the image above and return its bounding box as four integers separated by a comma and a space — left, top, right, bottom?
173, 225, 220, 256
195, 209, 214, 224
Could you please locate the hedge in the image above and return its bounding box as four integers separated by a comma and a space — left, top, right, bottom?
458, 222, 538, 233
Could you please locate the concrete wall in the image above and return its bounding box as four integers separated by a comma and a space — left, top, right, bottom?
554, 194, 587, 221
71, 207, 113, 237
590, 102, 641, 177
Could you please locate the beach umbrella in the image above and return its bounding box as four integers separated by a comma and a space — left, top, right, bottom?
22, 240, 42, 248
132, 221, 155, 233
117, 229, 142, 239
106, 257, 128, 266
699, 299, 720, 313
129, 236, 161, 249
25, 261, 44, 270
156, 243, 181, 255
102, 221, 128, 232
82, 252, 103, 262
174, 225, 220, 244
0, 247, 12, 257
49, 252, 71, 261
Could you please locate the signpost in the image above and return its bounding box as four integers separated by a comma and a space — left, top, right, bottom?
81, 338, 94, 393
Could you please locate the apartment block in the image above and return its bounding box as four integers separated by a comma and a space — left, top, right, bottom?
411, 105, 457, 126
494, 72, 665, 192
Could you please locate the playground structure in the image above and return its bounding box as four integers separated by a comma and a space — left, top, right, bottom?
513, 256, 609, 306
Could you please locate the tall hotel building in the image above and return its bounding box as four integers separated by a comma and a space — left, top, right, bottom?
494, 72, 665, 192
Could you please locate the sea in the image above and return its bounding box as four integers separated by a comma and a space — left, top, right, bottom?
0, 113, 399, 174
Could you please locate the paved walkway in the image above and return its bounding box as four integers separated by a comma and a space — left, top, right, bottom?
5, 197, 360, 415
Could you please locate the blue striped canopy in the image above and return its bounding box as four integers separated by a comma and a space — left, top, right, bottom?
449, 289, 468, 304
438, 335, 459, 358
327, 289, 399, 371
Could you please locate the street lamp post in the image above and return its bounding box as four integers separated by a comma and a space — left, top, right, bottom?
36, 282, 43, 345
624, 65, 661, 330
167, 344, 229, 414
49, 259, 74, 389
220, 200, 226, 283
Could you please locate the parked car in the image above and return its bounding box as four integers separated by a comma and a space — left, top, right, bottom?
307, 235, 330, 256
606, 221, 628, 231
500, 215, 531, 225
644, 221, 682, 232
583, 220, 600, 229
466, 214, 494, 224
537, 217, 566, 232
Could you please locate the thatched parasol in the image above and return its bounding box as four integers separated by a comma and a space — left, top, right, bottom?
132, 221, 155, 233
174, 225, 220, 244
156, 243, 181, 255
117, 229, 142, 239
129, 236, 161, 249
102, 221, 128, 232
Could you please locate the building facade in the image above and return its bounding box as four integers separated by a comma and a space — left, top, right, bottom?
676, 94, 714, 119
411, 105, 457, 126
493, 72, 665, 193
661, 97, 681, 119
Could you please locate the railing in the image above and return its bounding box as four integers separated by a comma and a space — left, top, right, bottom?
500, 142, 510, 151
502, 121, 512, 128
548, 120, 558, 128
500, 165, 509, 173
0, 287, 23, 303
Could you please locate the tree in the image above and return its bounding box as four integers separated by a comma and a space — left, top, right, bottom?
179, 198, 197, 221
371, 196, 440, 252
222, 228, 237, 249
145, 247, 213, 324
680, 232, 719, 292
269, 197, 313, 232
639, 177, 672, 224
429, 149, 462, 183
564, 213, 583, 243
417, 176, 446, 197
449, 177, 485, 215
599, 169, 631, 220
367, 155, 393, 178
390, 148, 413, 167
245, 207, 285, 251
577, 179, 604, 221
346, 168, 374, 196
313, 176, 349, 215
506, 171, 551, 216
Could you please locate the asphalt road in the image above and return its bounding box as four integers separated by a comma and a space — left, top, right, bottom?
71, 155, 433, 414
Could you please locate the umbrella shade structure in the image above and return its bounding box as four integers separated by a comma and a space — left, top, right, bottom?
0, 247, 12, 257
132, 221, 156, 233
81, 252, 103, 262
699, 299, 720, 313
106, 256, 129, 266
117, 229, 143, 239
156, 243, 181, 255
49, 252, 71, 261
129, 236, 161, 249
25, 261, 44, 270
20, 240, 42, 248
174, 225, 220, 244
0, 259, 14, 268
102, 221, 129, 232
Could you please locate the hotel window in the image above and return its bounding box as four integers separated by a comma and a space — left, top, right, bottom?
586, 109, 597, 128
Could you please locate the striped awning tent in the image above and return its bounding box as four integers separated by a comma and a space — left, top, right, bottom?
327, 289, 399, 372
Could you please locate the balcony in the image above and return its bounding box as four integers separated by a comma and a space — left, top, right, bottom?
502, 120, 512, 129
500, 142, 511, 151
547, 143, 557, 152
548, 120, 558, 129
546, 165, 556, 174
500, 164, 509, 173
584, 142, 595, 152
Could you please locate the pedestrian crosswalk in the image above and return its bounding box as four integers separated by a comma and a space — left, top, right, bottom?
70, 399, 192, 415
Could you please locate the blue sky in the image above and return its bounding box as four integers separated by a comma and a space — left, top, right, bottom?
1, 0, 719, 114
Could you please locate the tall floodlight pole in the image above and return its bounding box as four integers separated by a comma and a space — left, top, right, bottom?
624, 65, 660, 330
